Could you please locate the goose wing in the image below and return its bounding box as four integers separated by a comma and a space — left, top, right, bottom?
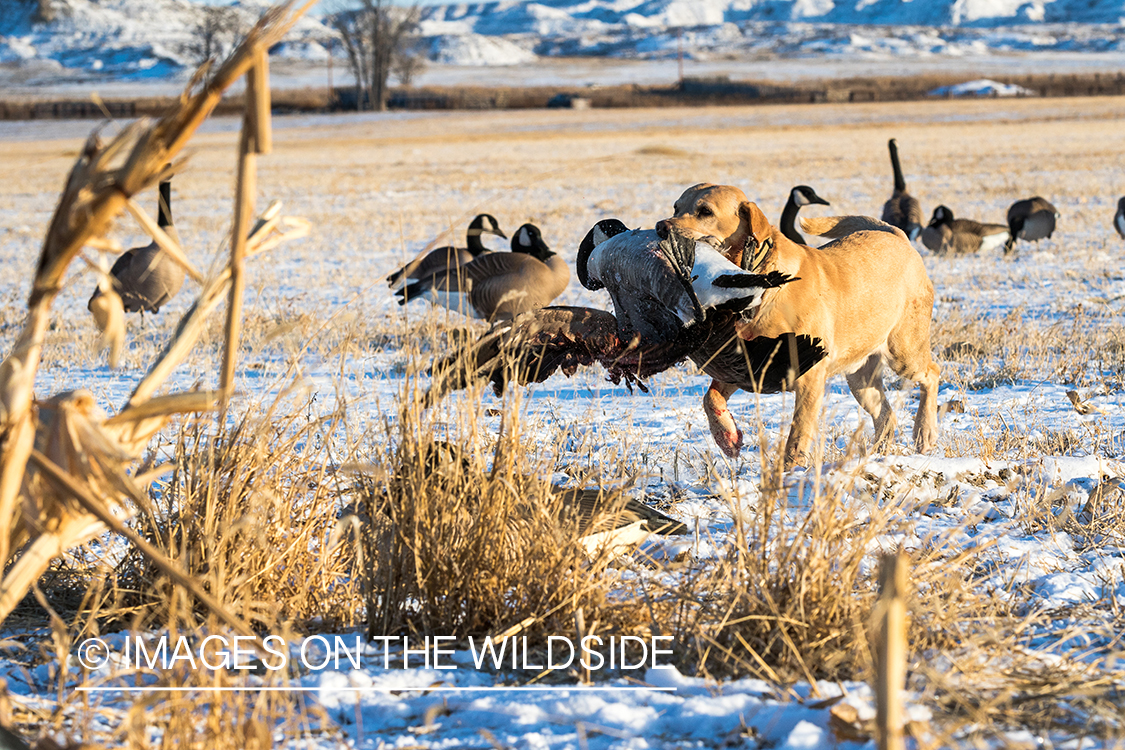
425, 306, 699, 406
388, 245, 472, 289
463, 252, 541, 319
690, 315, 828, 394
553, 486, 688, 537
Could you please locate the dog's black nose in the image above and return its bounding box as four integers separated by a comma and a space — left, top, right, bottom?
655, 220, 671, 239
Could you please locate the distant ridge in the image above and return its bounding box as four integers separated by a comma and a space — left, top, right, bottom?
1, 0, 1123, 82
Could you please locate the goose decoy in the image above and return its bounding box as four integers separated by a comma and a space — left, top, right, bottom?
1004, 196, 1059, 254
880, 139, 923, 241
1116, 197, 1125, 240
387, 441, 688, 557
426, 220, 828, 438
387, 213, 507, 290
88, 175, 185, 317
921, 205, 1009, 255
397, 223, 569, 321
779, 185, 830, 245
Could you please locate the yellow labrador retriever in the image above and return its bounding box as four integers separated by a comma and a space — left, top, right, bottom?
656, 183, 940, 467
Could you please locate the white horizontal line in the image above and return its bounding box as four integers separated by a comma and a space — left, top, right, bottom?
76, 685, 677, 693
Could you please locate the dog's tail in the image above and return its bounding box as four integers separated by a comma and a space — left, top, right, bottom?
800, 215, 908, 242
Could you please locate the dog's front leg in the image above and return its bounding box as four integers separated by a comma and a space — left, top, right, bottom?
703, 380, 743, 458
784, 364, 827, 469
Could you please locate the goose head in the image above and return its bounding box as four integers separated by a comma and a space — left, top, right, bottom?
512, 223, 555, 262
790, 185, 830, 208
577, 218, 630, 291
468, 213, 507, 240
929, 205, 954, 227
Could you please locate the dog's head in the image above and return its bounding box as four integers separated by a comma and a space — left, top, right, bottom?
656, 183, 775, 269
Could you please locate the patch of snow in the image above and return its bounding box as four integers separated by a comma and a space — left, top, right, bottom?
428, 33, 538, 66
929, 78, 1038, 96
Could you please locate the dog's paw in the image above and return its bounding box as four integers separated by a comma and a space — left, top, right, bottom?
712, 426, 743, 458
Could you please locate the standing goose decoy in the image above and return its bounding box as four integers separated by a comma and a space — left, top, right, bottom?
1004, 196, 1059, 254
779, 185, 830, 245
1008, 195, 1057, 254
921, 205, 1009, 255
88, 175, 185, 317
425, 220, 827, 432
396, 223, 569, 321
880, 139, 923, 241
387, 213, 507, 291
1116, 197, 1125, 240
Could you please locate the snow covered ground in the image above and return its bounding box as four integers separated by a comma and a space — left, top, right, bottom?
3, 96, 1125, 746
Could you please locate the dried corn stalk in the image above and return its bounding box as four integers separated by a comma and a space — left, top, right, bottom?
0, 0, 314, 628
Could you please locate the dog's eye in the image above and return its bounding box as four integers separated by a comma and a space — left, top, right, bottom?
697, 206, 713, 218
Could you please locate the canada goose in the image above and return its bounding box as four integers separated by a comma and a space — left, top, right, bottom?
580, 220, 795, 329
88, 176, 185, 316
779, 185, 830, 245
426, 220, 827, 419
387, 213, 506, 290
397, 223, 569, 321
880, 139, 923, 241
921, 205, 1010, 255
1004, 196, 1059, 254
1116, 197, 1125, 240
387, 441, 688, 557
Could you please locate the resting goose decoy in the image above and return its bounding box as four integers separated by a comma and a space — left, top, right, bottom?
387, 213, 507, 291
397, 223, 569, 321
426, 220, 828, 450
1004, 197, 1059, 254
88, 175, 185, 316
389, 441, 688, 557
880, 139, 923, 241
1116, 197, 1125, 240
921, 205, 1009, 255
779, 185, 830, 245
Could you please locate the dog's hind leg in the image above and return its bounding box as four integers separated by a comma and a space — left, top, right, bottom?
704, 379, 743, 458
845, 353, 897, 451
886, 299, 941, 454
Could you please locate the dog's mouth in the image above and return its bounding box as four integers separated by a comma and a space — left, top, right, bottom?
656, 219, 712, 242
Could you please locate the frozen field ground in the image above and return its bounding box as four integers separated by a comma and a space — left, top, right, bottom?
2, 95, 1125, 747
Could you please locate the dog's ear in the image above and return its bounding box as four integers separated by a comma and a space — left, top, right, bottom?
736, 201, 774, 270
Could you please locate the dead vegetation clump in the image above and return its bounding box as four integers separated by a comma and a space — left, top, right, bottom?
349, 382, 651, 649
109, 399, 363, 634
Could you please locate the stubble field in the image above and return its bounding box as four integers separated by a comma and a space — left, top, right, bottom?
2, 95, 1125, 748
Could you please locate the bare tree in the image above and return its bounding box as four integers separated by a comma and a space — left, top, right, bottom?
330, 0, 423, 112
183, 6, 242, 66
392, 37, 427, 87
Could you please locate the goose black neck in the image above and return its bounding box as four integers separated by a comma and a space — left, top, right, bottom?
889, 140, 906, 193
466, 229, 486, 255
779, 195, 804, 245
158, 180, 173, 228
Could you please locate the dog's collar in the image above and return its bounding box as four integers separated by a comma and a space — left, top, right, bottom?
741, 233, 774, 272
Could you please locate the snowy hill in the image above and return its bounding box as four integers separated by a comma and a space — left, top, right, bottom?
417, 0, 1125, 32
1, 0, 1125, 85
0, 0, 334, 80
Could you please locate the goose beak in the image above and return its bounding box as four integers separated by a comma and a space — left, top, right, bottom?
814, 196, 830, 206
489, 227, 508, 239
